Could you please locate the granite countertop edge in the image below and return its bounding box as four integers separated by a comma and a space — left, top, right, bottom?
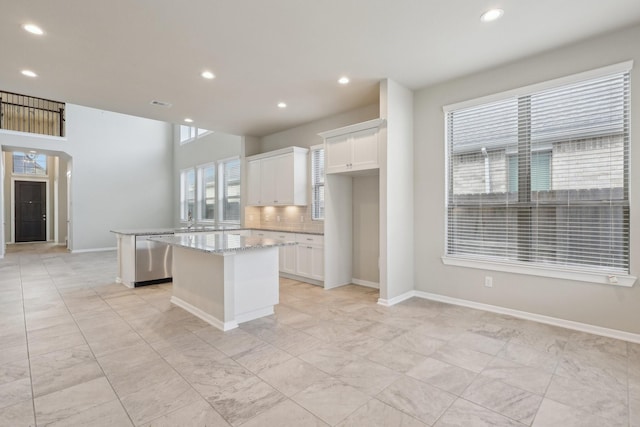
110, 227, 323, 236
149, 235, 298, 255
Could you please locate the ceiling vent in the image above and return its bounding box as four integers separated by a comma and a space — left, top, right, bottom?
150, 100, 172, 108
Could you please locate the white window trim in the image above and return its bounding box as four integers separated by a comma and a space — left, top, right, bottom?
218, 156, 241, 225
443, 61, 635, 287
443, 60, 633, 113
442, 255, 636, 287
310, 144, 324, 221
179, 167, 195, 222
196, 162, 216, 223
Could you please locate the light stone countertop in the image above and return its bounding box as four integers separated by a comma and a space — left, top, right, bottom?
110, 226, 322, 236
149, 233, 297, 255
110, 226, 242, 236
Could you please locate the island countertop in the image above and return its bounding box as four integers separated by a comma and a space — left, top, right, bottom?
149, 233, 297, 255
110, 226, 242, 236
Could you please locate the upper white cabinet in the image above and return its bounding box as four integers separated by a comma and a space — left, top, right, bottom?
246, 147, 308, 206
319, 118, 385, 174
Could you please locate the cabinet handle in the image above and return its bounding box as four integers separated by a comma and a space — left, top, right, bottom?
306, 238, 313, 241
308, 246, 313, 249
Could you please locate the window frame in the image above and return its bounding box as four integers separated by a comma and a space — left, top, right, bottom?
219, 156, 241, 224
179, 167, 196, 222
179, 125, 213, 145
310, 144, 325, 221
442, 61, 636, 287
196, 162, 216, 223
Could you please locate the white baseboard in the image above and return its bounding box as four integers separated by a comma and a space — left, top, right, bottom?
70, 247, 117, 254
279, 272, 323, 287
170, 296, 238, 331
235, 306, 274, 324
352, 278, 379, 289
379, 289, 640, 344
377, 290, 415, 307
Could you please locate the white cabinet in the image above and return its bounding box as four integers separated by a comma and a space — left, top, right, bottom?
295, 234, 324, 281
250, 230, 324, 282
271, 231, 297, 274
246, 147, 308, 206
322, 119, 383, 174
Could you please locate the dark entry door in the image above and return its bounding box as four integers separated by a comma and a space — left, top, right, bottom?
15, 181, 46, 242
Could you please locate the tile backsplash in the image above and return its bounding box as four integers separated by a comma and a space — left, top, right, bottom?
245, 206, 324, 234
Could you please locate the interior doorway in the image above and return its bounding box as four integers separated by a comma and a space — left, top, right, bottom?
15, 180, 46, 242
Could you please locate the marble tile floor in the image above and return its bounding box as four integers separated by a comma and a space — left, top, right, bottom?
0, 244, 639, 426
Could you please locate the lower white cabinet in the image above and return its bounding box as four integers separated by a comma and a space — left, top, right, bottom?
295, 234, 324, 281
251, 230, 323, 282
271, 231, 297, 274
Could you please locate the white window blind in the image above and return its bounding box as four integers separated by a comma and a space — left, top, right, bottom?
198, 164, 216, 221
446, 70, 630, 275
311, 147, 325, 220
180, 168, 196, 221
221, 158, 241, 223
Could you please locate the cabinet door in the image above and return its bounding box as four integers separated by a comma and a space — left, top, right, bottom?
274, 154, 294, 205
325, 134, 351, 174
296, 245, 312, 277
282, 244, 297, 274
350, 127, 379, 171
310, 245, 324, 280
247, 160, 262, 205
260, 157, 278, 205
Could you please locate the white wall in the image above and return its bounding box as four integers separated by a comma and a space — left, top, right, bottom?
413, 24, 640, 334
379, 79, 414, 302
260, 104, 379, 152
0, 103, 174, 251
353, 175, 380, 284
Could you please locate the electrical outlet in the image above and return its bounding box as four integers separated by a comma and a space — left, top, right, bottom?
300, 216, 304, 222
484, 276, 493, 288
276, 215, 280, 222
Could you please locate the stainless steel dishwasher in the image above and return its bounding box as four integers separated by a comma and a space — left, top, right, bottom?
135, 234, 172, 285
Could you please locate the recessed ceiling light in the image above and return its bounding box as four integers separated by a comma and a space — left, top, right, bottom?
338, 76, 350, 85
21, 70, 37, 78
277, 102, 287, 109
201, 71, 215, 79
23, 24, 44, 35
184, 118, 194, 123
480, 9, 504, 23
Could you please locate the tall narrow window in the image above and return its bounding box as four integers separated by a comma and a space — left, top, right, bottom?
445, 67, 630, 276
180, 168, 196, 221
221, 158, 241, 223
198, 164, 216, 221
311, 146, 325, 220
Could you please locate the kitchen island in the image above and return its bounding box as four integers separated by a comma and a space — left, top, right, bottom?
150, 233, 296, 331
110, 226, 245, 287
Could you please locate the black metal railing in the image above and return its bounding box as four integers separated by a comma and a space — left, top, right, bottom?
0, 91, 65, 137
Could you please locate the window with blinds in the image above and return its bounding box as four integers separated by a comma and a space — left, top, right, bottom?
221, 158, 241, 223
445, 68, 630, 275
311, 146, 325, 220
198, 164, 216, 221
180, 168, 196, 222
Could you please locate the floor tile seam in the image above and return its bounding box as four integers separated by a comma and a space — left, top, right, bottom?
288, 376, 372, 426
105, 307, 233, 425
38, 260, 138, 427
541, 395, 628, 425
17, 258, 40, 427
551, 363, 629, 395
446, 396, 534, 426
474, 359, 550, 399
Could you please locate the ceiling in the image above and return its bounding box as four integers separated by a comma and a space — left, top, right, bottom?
2, 1, 640, 137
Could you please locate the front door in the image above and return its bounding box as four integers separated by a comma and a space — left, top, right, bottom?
15, 181, 46, 242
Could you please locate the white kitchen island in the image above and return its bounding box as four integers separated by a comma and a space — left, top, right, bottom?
151, 233, 296, 331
